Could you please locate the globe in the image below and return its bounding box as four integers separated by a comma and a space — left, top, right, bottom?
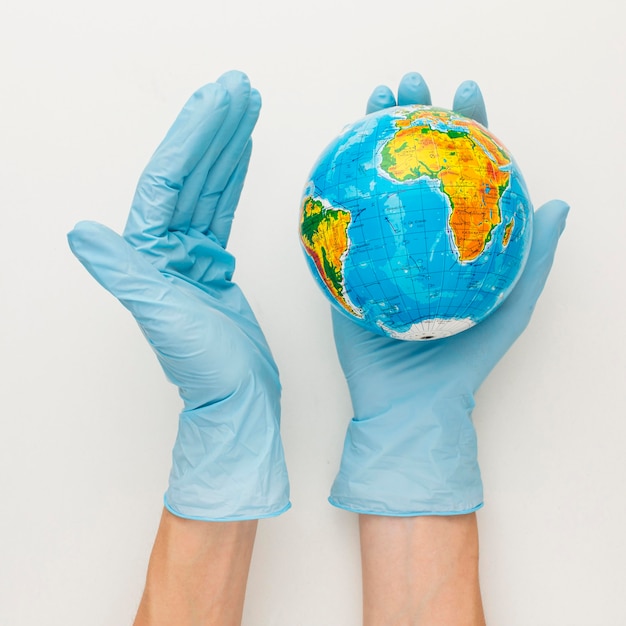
299, 104, 533, 340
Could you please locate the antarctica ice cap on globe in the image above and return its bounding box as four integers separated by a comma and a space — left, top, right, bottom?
299, 104, 533, 341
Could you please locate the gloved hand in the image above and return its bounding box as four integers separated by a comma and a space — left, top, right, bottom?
329, 73, 569, 516
67, 71, 290, 521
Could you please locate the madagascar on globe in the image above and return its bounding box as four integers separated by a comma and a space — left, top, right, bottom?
299, 105, 533, 341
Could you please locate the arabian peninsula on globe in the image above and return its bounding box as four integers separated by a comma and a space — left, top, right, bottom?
299, 105, 533, 340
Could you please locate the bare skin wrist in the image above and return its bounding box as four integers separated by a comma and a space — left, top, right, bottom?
133, 509, 258, 626
359, 512, 486, 626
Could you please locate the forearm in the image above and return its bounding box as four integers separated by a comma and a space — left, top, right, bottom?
359, 513, 485, 626
133, 509, 258, 626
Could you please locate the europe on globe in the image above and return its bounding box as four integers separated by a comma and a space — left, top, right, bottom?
299, 105, 533, 340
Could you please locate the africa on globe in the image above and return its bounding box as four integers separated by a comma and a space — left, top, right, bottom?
299, 105, 533, 340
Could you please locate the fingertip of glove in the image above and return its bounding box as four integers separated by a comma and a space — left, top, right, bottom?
453, 80, 488, 127
539, 198, 570, 215
218, 69, 250, 84
191, 81, 230, 110
366, 85, 395, 114
67, 220, 97, 254
453, 79, 481, 101
243, 87, 262, 121
217, 69, 252, 99
398, 72, 432, 106
67, 220, 122, 261
536, 199, 570, 235
249, 87, 262, 109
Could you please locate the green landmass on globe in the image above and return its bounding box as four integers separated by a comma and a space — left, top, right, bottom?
300, 105, 532, 340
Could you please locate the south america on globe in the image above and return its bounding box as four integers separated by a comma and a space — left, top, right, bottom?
299, 105, 533, 340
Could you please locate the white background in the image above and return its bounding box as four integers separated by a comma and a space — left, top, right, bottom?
1, 0, 625, 624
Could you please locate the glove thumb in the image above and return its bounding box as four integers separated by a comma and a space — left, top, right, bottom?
67, 221, 177, 336
470, 199, 569, 356
501, 199, 569, 319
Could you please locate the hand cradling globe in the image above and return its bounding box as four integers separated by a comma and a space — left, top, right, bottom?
299, 105, 533, 340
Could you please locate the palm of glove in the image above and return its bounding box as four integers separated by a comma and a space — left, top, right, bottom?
118, 226, 277, 410
332, 73, 569, 418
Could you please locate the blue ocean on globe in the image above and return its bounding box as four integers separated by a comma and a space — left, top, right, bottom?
299, 105, 533, 340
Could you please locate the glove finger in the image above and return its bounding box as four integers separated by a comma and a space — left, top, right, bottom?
208, 139, 253, 247
452, 80, 488, 127
497, 199, 570, 320
397, 72, 432, 106
124, 82, 230, 243
171, 71, 256, 234
463, 199, 570, 368
366, 85, 396, 114
68, 221, 187, 345
190, 88, 261, 236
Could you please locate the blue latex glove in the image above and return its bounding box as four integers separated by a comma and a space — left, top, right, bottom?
329, 73, 569, 516
68, 71, 290, 521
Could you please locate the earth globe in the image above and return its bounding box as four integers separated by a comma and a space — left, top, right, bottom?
299, 104, 533, 341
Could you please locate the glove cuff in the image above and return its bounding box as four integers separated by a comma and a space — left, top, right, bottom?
163, 383, 291, 521
329, 394, 483, 516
